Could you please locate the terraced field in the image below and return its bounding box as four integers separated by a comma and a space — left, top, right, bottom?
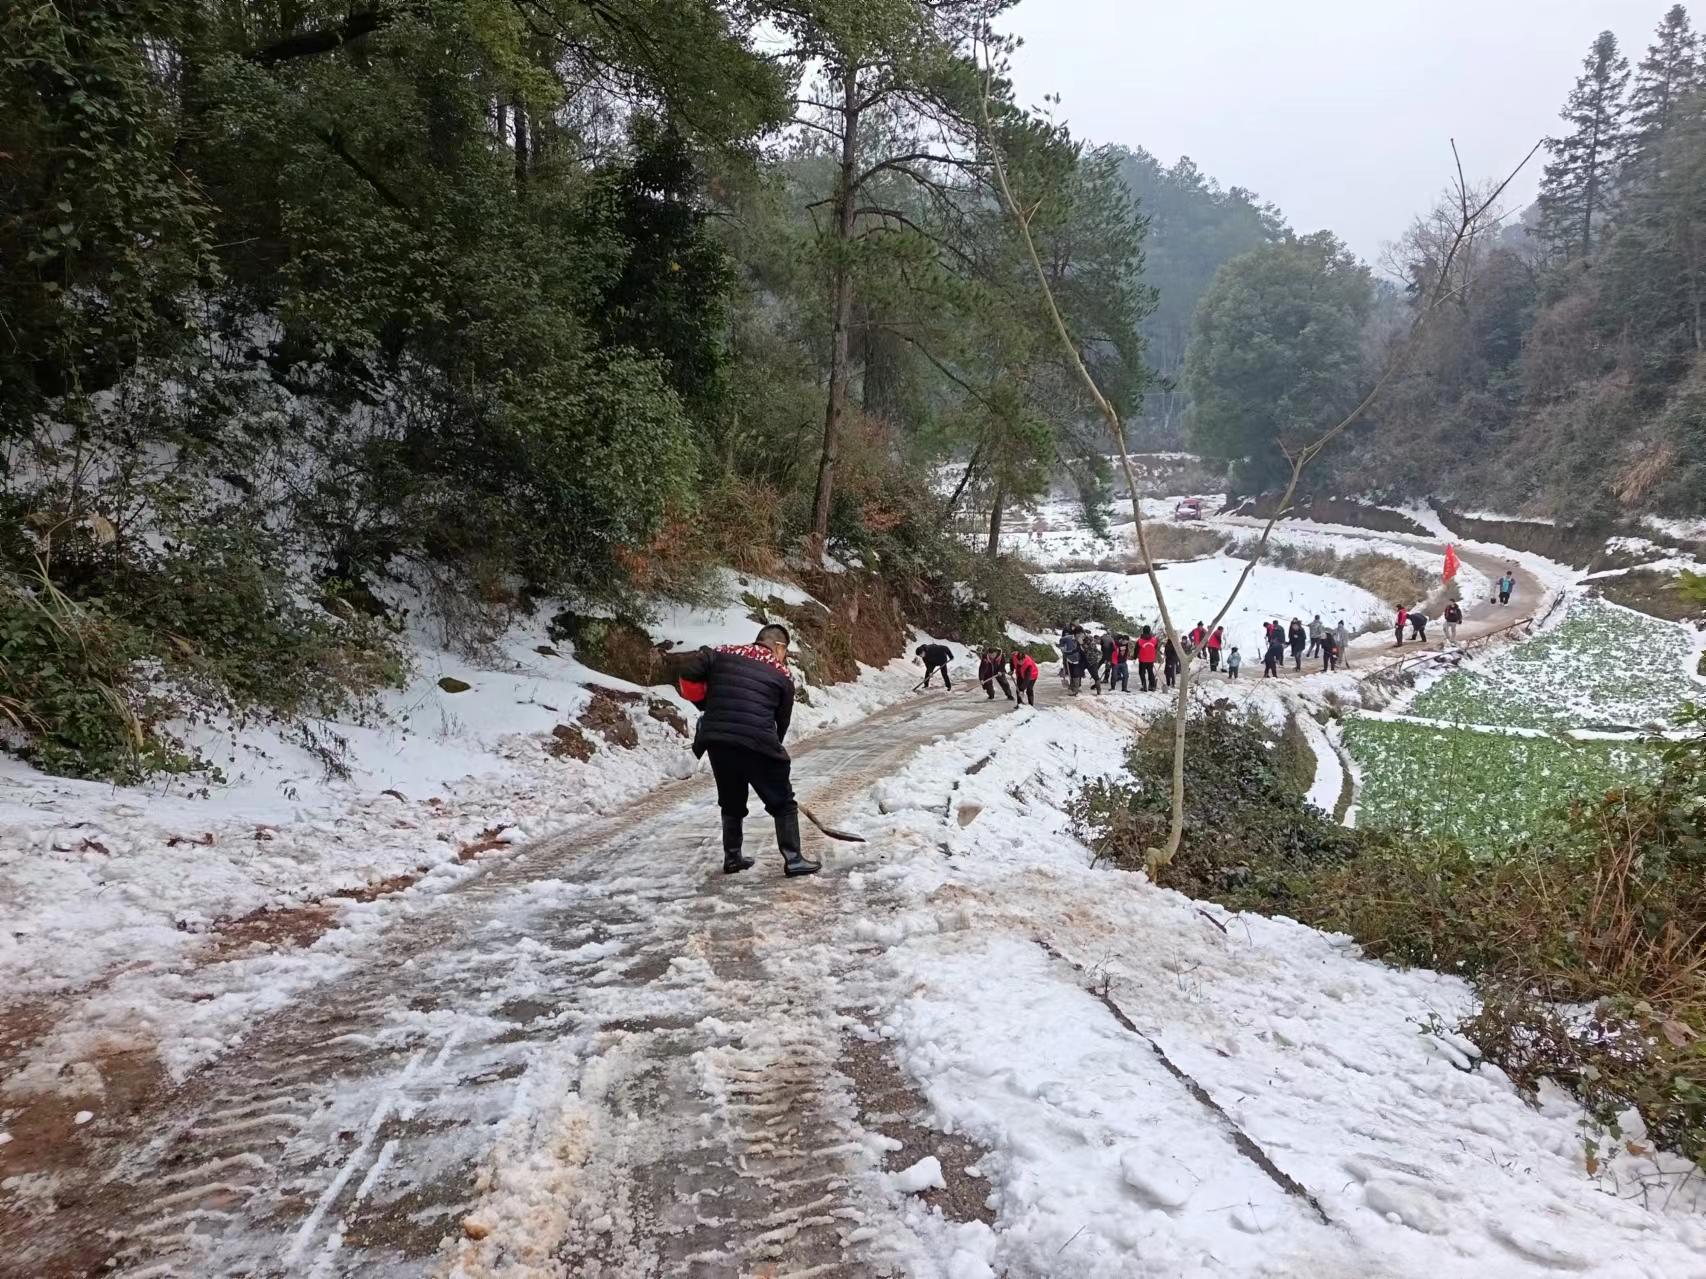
1407, 596, 1698, 731
1347, 594, 1700, 847
1344, 719, 1659, 849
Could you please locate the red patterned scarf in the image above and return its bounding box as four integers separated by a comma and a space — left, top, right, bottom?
719, 643, 794, 682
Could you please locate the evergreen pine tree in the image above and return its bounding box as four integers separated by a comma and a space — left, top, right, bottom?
1537, 30, 1631, 260
1623, 4, 1702, 186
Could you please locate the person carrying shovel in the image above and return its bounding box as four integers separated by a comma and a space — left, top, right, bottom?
677, 624, 820, 878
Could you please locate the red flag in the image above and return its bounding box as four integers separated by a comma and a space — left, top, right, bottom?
1442, 544, 1460, 582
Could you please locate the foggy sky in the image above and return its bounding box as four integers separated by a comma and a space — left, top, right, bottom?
1000, 0, 1671, 271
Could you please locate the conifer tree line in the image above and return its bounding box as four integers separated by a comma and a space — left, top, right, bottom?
1537, 5, 1703, 262
1176, 4, 1706, 519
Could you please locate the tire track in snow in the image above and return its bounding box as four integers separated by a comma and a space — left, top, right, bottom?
7, 693, 1002, 1279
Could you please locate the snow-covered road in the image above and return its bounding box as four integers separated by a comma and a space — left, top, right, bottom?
8, 672, 1705, 1278
6, 694, 1008, 1278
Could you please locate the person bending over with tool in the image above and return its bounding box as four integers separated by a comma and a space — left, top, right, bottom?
677, 624, 819, 878
915, 642, 954, 690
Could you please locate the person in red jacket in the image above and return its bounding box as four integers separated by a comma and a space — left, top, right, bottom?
1135, 626, 1159, 691
1393, 605, 1408, 648
1207, 625, 1224, 671
1189, 622, 1206, 655
1010, 650, 1039, 707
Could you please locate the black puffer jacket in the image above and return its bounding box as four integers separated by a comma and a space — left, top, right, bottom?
680, 644, 795, 761
918, 643, 952, 668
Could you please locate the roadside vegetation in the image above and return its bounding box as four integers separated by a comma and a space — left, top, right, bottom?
3, 0, 1159, 783
1078, 687, 1706, 1170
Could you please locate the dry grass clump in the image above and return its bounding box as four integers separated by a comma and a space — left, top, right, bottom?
1228, 538, 1433, 607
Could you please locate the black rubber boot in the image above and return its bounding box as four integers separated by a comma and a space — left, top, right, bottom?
722, 813, 754, 874
776, 811, 820, 878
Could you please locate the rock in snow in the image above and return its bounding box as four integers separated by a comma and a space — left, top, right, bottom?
892, 1155, 946, 1194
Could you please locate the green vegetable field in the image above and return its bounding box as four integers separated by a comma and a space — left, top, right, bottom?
1346, 595, 1699, 847
1407, 596, 1698, 730
1344, 719, 1659, 849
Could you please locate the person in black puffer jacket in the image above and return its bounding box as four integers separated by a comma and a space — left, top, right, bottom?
916, 642, 954, 689
677, 624, 819, 878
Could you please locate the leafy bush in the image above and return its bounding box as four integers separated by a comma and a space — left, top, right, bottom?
1073, 702, 1367, 901
0, 569, 181, 782
1, 518, 406, 781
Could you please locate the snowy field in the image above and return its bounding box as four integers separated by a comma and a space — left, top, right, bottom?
1046, 558, 1388, 652
1000, 492, 1490, 650
1407, 594, 1703, 731
1341, 592, 1703, 845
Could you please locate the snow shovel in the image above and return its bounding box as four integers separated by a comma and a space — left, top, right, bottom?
801, 806, 866, 843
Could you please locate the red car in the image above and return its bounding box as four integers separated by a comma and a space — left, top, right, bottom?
1173, 498, 1204, 521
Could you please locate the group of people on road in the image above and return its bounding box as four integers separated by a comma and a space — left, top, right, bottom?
1054, 620, 1252, 694
674, 555, 1526, 879
1261, 615, 1350, 676
973, 647, 1041, 708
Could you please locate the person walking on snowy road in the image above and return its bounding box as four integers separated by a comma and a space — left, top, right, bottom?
1136, 627, 1159, 691
1320, 629, 1336, 672
1059, 626, 1080, 692
1393, 605, 1408, 647
1108, 635, 1129, 691
1075, 626, 1101, 695
1163, 635, 1180, 689
978, 649, 1013, 701
1098, 630, 1116, 686
1288, 618, 1306, 670
1226, 645, 1241, 679
1264, 628, 1285, 678
1443, 600, 1462, 642
1307, 615, 1325, 658
1334, 620, 1350, 668
1498, 571, 1515, 606
1207, 625, 1224, 671
916, 642, 954, 689
678, 624, 817, 877
1011, 650, 1039, 707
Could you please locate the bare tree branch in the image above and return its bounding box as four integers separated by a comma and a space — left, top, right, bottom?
979, 25, 1542, 872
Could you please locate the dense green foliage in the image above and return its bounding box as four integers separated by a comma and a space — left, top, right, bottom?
1537, 30, 1630, 260
1073, 703, 1366, 901
0, 0, 1163, 778
1182, 232, 1373, 487
1112, 149, 1288, 443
